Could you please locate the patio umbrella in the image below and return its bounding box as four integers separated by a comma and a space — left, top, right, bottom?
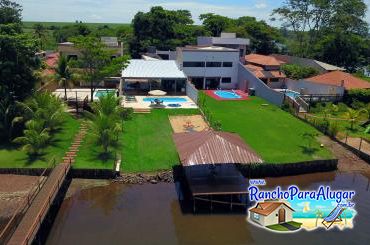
148, 90, 167, 96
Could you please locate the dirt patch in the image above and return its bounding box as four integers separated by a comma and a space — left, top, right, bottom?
0, 174, 41, 227
169, 115, 209, 133
319, 136, 370, 174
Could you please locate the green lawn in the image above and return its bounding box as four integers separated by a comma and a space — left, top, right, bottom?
203, 94, 332, 163
267, 221, 302, 231
74, 109, 200, 172
0, 114, 80, 168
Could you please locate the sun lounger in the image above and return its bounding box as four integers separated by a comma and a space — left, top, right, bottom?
322, 205, 346, 229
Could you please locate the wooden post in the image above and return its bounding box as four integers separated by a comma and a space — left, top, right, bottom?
193, 198, 196, 214
345, 133, 348, 144
210, 195, 213, 212
359, 138, 363, 151
230, 195, 233, 211
75, 91, 78, 114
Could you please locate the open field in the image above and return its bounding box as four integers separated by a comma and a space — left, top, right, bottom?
202, 94, 333, 163
22, 21, 130, 29
74, 109, 200, 172
0, 114, 80, 168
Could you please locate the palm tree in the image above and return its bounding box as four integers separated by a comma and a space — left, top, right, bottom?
85, 93, 124, 153
55, 55, 74, 100
15, 92, 65, 132
344, 108, 368, 130
315, 209, 324, 227
13, 119, 50, 155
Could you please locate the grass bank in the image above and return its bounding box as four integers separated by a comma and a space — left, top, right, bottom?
0, 114, 80, 168
202, 94, 332, 163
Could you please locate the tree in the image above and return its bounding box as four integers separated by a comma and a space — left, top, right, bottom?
130, 6, 194, 56
55, 54, 73, 100
0, 1, 38, 102
199, 13, 231, 36
86, 93, 124, 153
344, 108, 368, 130
13, 119, 50, 155
315, 209, 324, 227
33, 23, 46, 50
281, 64, 319, 79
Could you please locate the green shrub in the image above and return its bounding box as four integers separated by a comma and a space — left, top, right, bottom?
344, 89, 370, 105
281, 64, 319, 80
328, 122, 339, 137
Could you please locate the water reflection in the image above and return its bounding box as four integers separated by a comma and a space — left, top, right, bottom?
46, 172, 370, 245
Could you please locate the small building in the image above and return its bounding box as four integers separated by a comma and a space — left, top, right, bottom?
244, 54, 286, 88
58, 37, 123, 60
177, 45, 240, 90
197, 32, 250, 57
249, 202, 295, 226
305, 70, 370, 90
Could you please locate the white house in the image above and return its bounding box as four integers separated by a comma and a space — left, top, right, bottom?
197, 32, 250, 57
249, 201, 295, 227
176, 45, 240, 90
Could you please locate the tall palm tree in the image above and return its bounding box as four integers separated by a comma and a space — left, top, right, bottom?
55, 55, 73, 100
344, 108, 368, 130
315, 209, 324, 227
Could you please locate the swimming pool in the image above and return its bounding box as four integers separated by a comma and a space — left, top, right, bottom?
214, 90, 242, 99
94, 89, 116, 98
143, 97, 187, 103
284, 90, 300, 99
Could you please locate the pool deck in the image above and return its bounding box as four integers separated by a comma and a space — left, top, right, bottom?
122, 96, 198, 109
205, 90, 249, 101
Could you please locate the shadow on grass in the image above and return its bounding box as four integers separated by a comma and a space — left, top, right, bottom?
299, 145, 319, 156
21, 152, 48, 166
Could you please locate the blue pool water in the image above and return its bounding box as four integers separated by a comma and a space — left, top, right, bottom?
143, 97, 187, 103
214, 90, 241, 99
94, 90, 116, 98
284, 90, 300, 99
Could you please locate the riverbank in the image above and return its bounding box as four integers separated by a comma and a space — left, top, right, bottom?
0, 175, 42, 230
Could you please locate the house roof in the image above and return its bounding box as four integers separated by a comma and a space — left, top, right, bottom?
121, 59, 187, 79
306, 71, 370, 90
180, 45, 238, 52
172, 130, 263, 166
245, 54, 284, 66
271, 54, 346, 72
249, 202, 294, 216
245, 64, 286, 79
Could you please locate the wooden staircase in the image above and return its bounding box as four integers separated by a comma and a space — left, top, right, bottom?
62, 122, 88, 164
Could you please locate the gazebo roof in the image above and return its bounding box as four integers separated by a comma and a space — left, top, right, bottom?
172, 131, 263, 166
121, 59, 187, 80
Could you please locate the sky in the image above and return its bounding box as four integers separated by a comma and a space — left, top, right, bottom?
18, 0, 370, 26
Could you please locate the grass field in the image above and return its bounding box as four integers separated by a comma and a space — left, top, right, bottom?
202, 94, 332, 163
74, 109, 200, 172
22, 21, 130, 29
0, 114, 80, 168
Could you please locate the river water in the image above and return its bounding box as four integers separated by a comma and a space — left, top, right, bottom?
46, 171, 370, 245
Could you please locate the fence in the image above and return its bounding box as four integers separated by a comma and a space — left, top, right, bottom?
186, 81, 199, 104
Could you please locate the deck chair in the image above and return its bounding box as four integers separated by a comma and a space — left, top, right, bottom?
322, 205, 346, 229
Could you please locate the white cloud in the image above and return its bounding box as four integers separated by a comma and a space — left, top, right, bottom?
255, 3, 267, 9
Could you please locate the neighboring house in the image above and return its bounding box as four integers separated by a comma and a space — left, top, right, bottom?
42, 52, 59, 76
271, 54, 346, 74
249, 201, 294, 227
176, 45, 240, 90
305, 71, 370, 90
58, 37, 123, 60
244, 54, 286, 89
197, 32, 250, 57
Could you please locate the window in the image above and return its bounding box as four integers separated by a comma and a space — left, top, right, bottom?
206, 62, 222, 67
223, 62, 233, 67
221, 77, 232, 83
183, 62, 205, 67
253, 213, 260, 220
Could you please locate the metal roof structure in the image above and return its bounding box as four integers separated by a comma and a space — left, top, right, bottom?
173, 131, 263, 166
121, 59, 187, 79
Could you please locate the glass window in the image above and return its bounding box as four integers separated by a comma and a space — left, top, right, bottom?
223, 62, 233, 67
206, 62, 222, 67
221, 77, 232, 83
183, 62, 205, 67
253, 213, 260, 220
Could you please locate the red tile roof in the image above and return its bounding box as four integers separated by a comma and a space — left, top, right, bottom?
45, 52, 59, 68
245, 54, 284, 66
249, 202, 294, 216
306, 71, 370, 90
245, 64, 286, 79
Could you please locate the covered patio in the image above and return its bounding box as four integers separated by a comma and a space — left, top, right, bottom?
121, 59, 188, 95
